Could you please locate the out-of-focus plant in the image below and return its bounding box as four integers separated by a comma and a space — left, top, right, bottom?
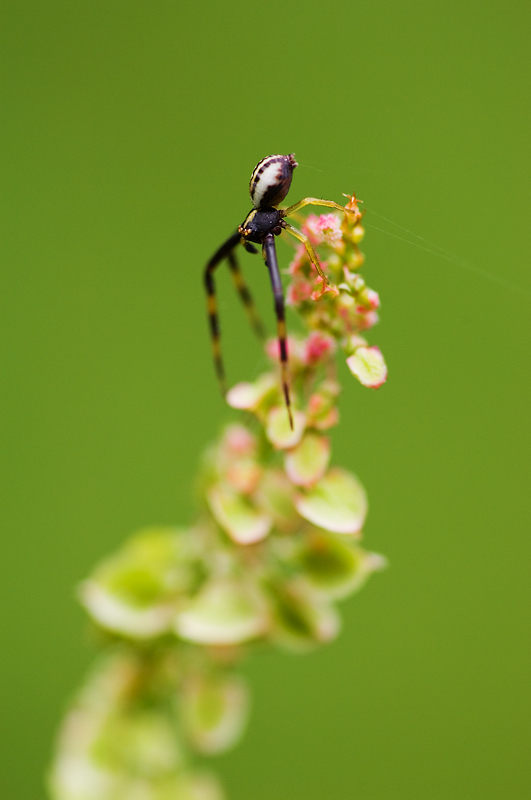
49, 196, 387, 800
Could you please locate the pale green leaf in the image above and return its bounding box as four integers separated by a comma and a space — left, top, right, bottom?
175, 580, 268, 645
295, 467, 368, 535
182, 673, 249, 755
284, 433, 330, 487
207, 483, 271, 545
346, 346, 387, 388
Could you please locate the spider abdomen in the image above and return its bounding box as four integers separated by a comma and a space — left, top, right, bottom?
249, 153, 298, 209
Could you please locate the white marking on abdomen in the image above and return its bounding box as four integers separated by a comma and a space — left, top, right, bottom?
251, 160, 283, 208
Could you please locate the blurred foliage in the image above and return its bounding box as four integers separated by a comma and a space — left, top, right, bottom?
49, 204, 386, 799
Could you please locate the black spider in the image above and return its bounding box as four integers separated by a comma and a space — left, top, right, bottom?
204, 153, 352, 428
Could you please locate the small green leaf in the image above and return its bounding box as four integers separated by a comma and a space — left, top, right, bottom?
295, 467, 368, 535
93, 709, 182, 778
79, 580, 176, 639
78, 527, 200, 639
298, 532, 384, 599
226, 373, 277, 410
182, 673, 249, 755
269, 579, 340, 652
175, 579, 268, 645
207, 483, 272, 545
346, 346, 387, 388
284, 433, 330, 487
253, 468, 297, 532
265, 406, 306, 450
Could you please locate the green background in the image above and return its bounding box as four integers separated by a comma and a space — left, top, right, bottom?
2, 1, 530, 798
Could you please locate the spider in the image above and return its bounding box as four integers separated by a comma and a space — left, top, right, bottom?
204, 153, 353, 429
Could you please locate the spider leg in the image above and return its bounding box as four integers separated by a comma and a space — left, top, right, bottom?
262, 233, 293, 430
281, 197, 351, 217
204, 230, 241, 394
282, 223, 330, 285
227, 250, 267, 340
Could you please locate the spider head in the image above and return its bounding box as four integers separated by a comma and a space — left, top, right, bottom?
249, 154, 298, 210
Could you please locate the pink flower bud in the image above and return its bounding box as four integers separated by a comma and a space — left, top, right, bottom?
318, 214, 343, 246
303, 214, 343, 249
304, 332, 335, 365
286, 277, 313, 306
356, 310, 379, 330
302, 214, 325, 245
223, 424, 257, 457
365, 289, 380, 310
310, 277, 340, 301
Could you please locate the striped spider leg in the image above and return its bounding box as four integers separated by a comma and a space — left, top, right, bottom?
227, 249, 267, 340
203, 231, 265, 395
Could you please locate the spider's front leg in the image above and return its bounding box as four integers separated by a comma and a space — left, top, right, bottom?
262, 233, 293, 430
282, 196, 352, 218
280, 197, 357, 286
282, 222, 329, 285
